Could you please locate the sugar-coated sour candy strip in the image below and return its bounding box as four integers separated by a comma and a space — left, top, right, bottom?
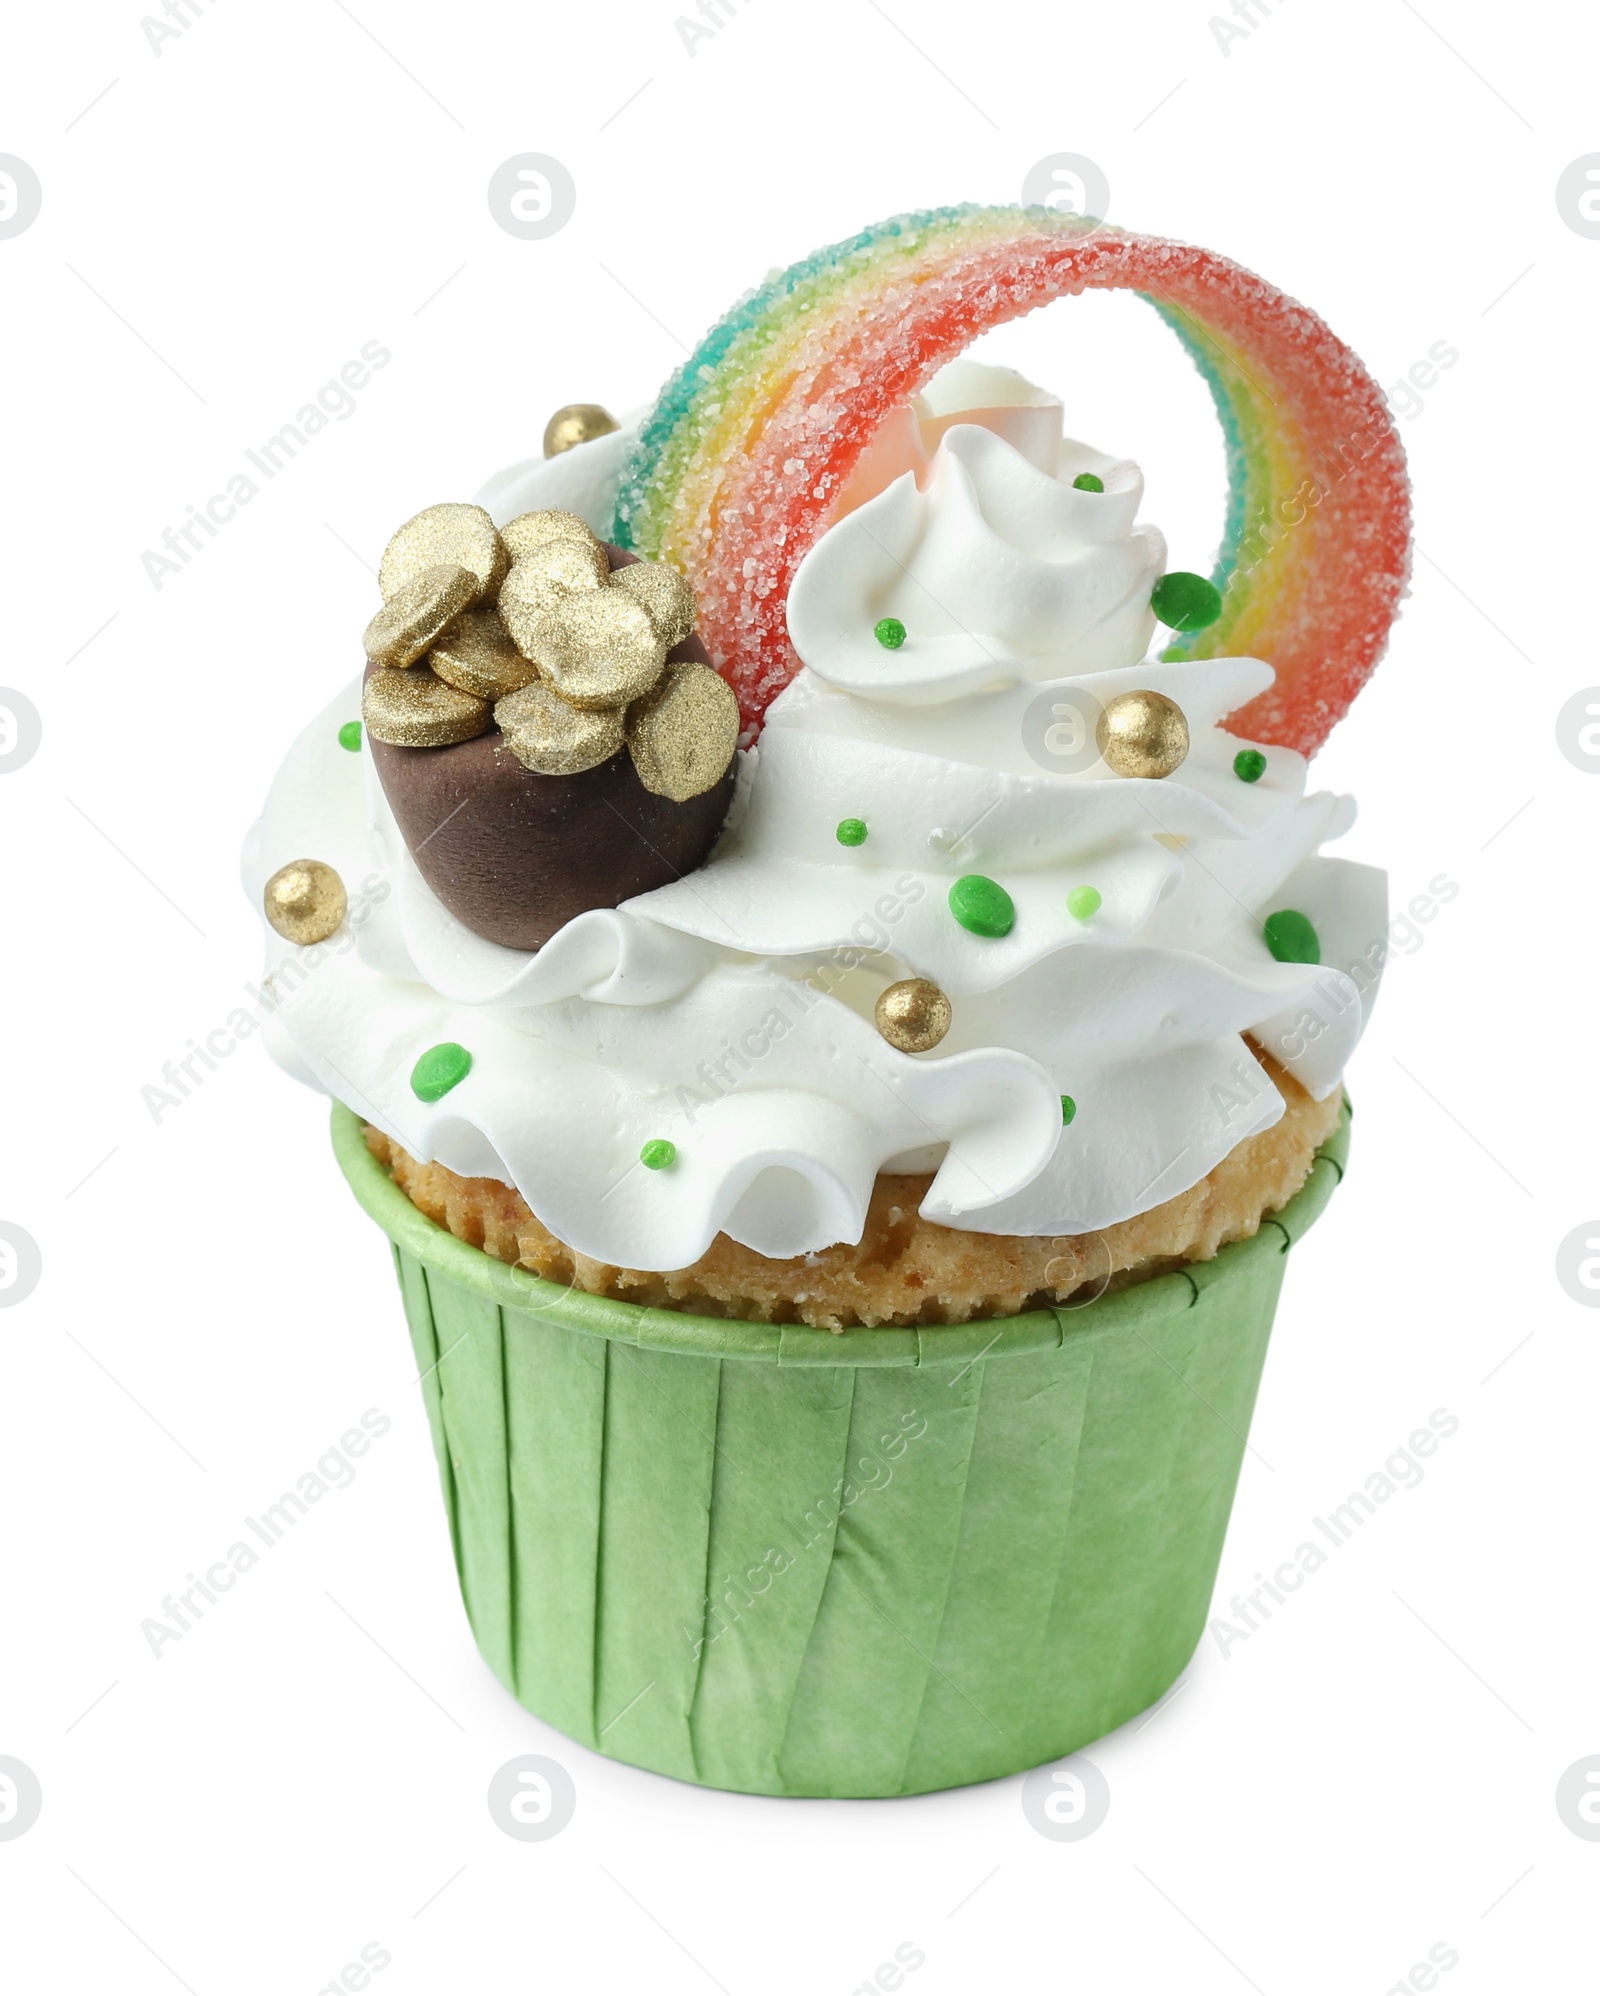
612, 206, 1411, 757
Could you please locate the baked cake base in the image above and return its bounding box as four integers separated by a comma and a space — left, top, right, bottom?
362, 1052, 1341, 1331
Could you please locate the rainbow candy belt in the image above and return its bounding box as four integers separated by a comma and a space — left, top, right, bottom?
612, 205, 1411, 756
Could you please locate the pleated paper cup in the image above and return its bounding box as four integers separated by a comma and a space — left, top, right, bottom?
332, 1101, 1350, 1799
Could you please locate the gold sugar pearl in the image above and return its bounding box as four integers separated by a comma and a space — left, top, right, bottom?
1096, 690, 1190, 780
495, 680, 624, 776
498, 537, 612, 650
378, 503, 507, 604
627, 659, 739, 802
500, 508, 601, 566
263, 859, 347, 946
521, 589, 669, 711
363, 664, 492, 747
429, 607, 539, 702
542, 404, 619, 458
874, 978, 953, 1054
610, 559, 697, 649
363, 564, 479, 669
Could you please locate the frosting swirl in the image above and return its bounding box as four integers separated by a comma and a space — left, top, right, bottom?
787, 362, 1166, 704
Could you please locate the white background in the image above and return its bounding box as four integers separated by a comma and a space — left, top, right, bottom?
3, 0, 1597, 1989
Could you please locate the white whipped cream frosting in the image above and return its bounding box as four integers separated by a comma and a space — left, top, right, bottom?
788, 364, 1166, 704
244, 364, 1385, 1271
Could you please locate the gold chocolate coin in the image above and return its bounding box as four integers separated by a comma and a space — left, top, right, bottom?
429, 607, 538, 702
363, 664, 492, 746
378, 503, 507, 604
542, 403, 619, 458
497, 537, 612, 649
609, 559, 697, 649
495, 680, 624, 775
626, 660, 739, 801
263, 859, 346, 946
515, 590, 668, 710
362, 563, 479, 669
500, 508, 601, 566
874, 978, 953, 1054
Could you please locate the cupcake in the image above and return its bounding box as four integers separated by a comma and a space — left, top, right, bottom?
245, 206, 1407, 1798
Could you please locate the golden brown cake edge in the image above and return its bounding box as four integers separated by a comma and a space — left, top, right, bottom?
363, 1058, 1342, 1332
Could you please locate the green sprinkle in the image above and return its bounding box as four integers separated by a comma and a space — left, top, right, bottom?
948, 874, 1015, 938
640, 1139, 677, 1171
874, 616, 906, 650
836, 817, 868, 847
1066, 885, 1101, 922
411, 1042, 471, 1102
1158, 644, 1186, 663
1071, 472, 1104, 493
1263, 908, 1320, 965
1061, 1095, 1077, 1126
338, 720, 362, 752
1233, 748, 1267, 784
1151, 570, 1223, 633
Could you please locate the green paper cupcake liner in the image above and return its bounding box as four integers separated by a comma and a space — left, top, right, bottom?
331, 1100, 1350, 1798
